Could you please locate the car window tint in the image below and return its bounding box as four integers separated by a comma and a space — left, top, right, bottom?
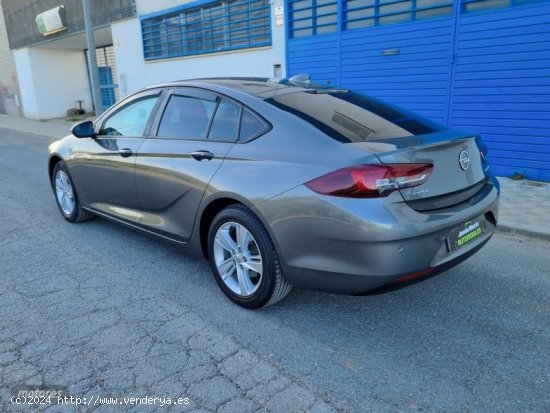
157, 95, 217, 139
208, 99, 241, 141
264, 91, 445, 142
240, 109, 266, 141
100, 96, 159, 136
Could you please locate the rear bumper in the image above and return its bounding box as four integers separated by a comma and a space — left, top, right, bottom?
256, 177, 499, 294
282, 225, 494, 294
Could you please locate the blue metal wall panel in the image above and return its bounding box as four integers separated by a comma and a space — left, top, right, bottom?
339, 18, 455, 125
287, 34, 339, 86
286, 0, 550, 181
450, 2, 550, 181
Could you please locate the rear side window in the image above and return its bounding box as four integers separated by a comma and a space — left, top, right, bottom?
240, 109, 267, 141
208, 99, 241, 141
158, 95, 217, 139
264, 91, 445, 142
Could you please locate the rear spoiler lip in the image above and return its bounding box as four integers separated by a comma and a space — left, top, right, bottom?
346, 129, 478, 156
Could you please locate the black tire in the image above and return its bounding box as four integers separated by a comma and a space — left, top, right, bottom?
207, 205, 292, 309
52, 162, 94, 223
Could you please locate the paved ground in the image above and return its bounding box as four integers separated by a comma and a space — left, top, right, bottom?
0, 130, 339, 412
498, 178, 550, 240
0, 128, 549, 412
0, 113, 76, 140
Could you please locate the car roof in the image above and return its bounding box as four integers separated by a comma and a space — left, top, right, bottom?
146, 77, 348, 99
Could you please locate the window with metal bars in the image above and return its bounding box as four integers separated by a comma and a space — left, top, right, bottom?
141, 0, 271, 60
461, 0, 545, 13
86, 46, 120, 108
343, 0, 454, 31
289, 0, 338, 38
288, 0, 455, 37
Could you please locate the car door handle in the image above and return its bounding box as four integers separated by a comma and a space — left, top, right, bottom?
118, 148, 133, 158
191, 150, 214, 161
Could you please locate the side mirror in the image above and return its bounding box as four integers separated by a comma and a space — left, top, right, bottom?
71, 121, 96, 138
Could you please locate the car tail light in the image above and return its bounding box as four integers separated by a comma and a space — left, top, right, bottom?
305, 163, 433, 198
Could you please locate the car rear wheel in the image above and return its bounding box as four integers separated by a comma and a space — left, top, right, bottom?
208, 205, 291, 309
52, 162, 94, 223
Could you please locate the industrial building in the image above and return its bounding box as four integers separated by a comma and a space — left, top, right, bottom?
1, 0, 549, 180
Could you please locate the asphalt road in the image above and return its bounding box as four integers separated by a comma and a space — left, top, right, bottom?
0, 128, 548, 413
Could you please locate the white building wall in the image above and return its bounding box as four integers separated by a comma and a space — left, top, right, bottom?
12, 49, 37, 117
112, 0, 286, 97
14, 47, 93, 119
0, 3, 22, 116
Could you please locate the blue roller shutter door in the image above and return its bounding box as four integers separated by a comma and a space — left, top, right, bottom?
286, 0, 550, 181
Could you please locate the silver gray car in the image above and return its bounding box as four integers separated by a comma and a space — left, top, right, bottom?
48, 77, 500, 308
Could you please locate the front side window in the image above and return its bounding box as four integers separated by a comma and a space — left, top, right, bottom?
157, 95, 217, 139
265, 90, 444, 142
99, 95, 159, 136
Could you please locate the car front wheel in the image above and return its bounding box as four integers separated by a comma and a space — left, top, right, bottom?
52, 162, 94, 223
208, 205, 291, 309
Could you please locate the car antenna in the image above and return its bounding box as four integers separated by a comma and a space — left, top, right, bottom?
288, 73, 311, 85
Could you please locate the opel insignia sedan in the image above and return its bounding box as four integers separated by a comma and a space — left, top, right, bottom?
48, 77, 500, 308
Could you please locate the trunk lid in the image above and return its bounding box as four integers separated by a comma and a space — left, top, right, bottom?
349, 130, 488, 210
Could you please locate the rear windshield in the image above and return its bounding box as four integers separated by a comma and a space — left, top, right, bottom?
264, 91, 445, 142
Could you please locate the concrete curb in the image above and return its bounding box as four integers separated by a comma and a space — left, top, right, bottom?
0, 114, 75, 139
496, 223, 550, 242
0, 125, 59, 140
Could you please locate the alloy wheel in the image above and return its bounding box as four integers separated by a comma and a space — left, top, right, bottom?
213, 221, 263, 297
55, 169, 75, 216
